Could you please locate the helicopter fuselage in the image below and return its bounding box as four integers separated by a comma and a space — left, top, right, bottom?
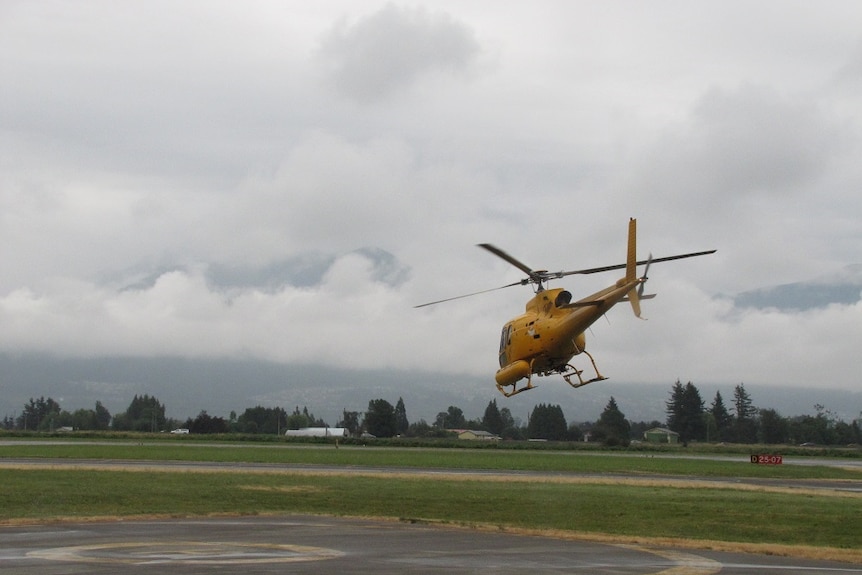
496, 277, 640, 390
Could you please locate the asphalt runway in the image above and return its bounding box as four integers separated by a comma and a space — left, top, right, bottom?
3, 515, 862, 574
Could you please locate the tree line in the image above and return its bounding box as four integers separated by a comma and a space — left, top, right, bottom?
3, 381, 860, 446
665, 380, 861, 447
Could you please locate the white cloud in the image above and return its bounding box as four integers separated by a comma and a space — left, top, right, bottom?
318, 3, 481, 103
1, 1, 861, 409
630, 84, 844, 205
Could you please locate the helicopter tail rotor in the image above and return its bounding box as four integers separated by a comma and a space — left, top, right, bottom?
628, 251, 654, 318
622, 249, 656, 312
638, 253, 653, 298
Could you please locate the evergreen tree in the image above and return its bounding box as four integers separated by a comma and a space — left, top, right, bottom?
681, 382, 706, 442
593, 397, 631, 446
394, 397, 409, 436
482, 399, 504, 435
527, 403, 567, 440
499, 406, 521, 439
499, 407, 515, 429
709, 391, 732, 442
665, 380, 685, 433
18, 397, 61, 431
666, 381, 705, 445
732, 384, 758, 443
364, 399, 396, 438
94, 401, 112, 430
733, 384, 757, 420
446, 405, 465, 428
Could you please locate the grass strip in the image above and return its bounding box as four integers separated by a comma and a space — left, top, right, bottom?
2, 442, 860, 480
2, 467, 860, 551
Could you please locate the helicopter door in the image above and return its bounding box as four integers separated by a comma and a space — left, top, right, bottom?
498, 324, 512, 367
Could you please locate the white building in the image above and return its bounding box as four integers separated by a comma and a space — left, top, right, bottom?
284, 427, 347, 438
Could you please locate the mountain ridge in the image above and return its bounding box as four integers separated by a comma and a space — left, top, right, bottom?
2, 354, 858, 427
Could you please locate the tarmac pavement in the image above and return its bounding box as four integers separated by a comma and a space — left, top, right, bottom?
2, 515, 861, 574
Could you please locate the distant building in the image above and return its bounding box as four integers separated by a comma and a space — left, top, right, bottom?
643, 427, 680, 444
457, 430, 499, 441
285, 427, 347, 438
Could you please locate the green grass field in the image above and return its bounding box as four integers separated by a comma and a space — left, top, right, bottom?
2, 440, 859, 479
1, 439, 860, 562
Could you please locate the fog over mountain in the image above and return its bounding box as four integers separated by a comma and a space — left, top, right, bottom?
2, 353, 859, 427
733, 265, 862, 311
3, 268, 860, 426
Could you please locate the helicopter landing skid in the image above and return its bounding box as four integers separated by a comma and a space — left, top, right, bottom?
496, 351, 609, 397
561, 349, 607, 389
496, 374, 536, 398
495, 358, 539, 397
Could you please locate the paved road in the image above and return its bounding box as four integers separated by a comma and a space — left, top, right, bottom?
2, 515, 861, 574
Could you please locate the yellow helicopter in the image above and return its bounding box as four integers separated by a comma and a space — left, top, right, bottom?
416, 218, 715, 397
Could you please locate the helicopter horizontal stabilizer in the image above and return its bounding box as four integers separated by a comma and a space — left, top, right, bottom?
562, 292, 656, 310
621, 293, 655, 301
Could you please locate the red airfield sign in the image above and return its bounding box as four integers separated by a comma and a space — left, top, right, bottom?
750, 454, 783, 465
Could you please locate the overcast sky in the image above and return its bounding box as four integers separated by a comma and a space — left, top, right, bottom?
2, 1, 861, 407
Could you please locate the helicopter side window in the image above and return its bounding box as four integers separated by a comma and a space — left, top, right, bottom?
555, 290, 572, 307
499, 325, 512, 353
499, 324, 512, 366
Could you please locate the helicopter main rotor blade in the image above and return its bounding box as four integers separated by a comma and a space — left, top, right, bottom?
414, 281, 523, 308
555, 249, 716, 277
477, 243, 539, 279
414, 247, 715, 308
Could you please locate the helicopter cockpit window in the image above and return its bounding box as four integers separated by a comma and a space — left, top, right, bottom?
499, 324, 512, 354
555, 290, 572, 307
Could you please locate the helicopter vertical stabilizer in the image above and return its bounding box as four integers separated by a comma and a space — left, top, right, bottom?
626, 218, 642, 318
